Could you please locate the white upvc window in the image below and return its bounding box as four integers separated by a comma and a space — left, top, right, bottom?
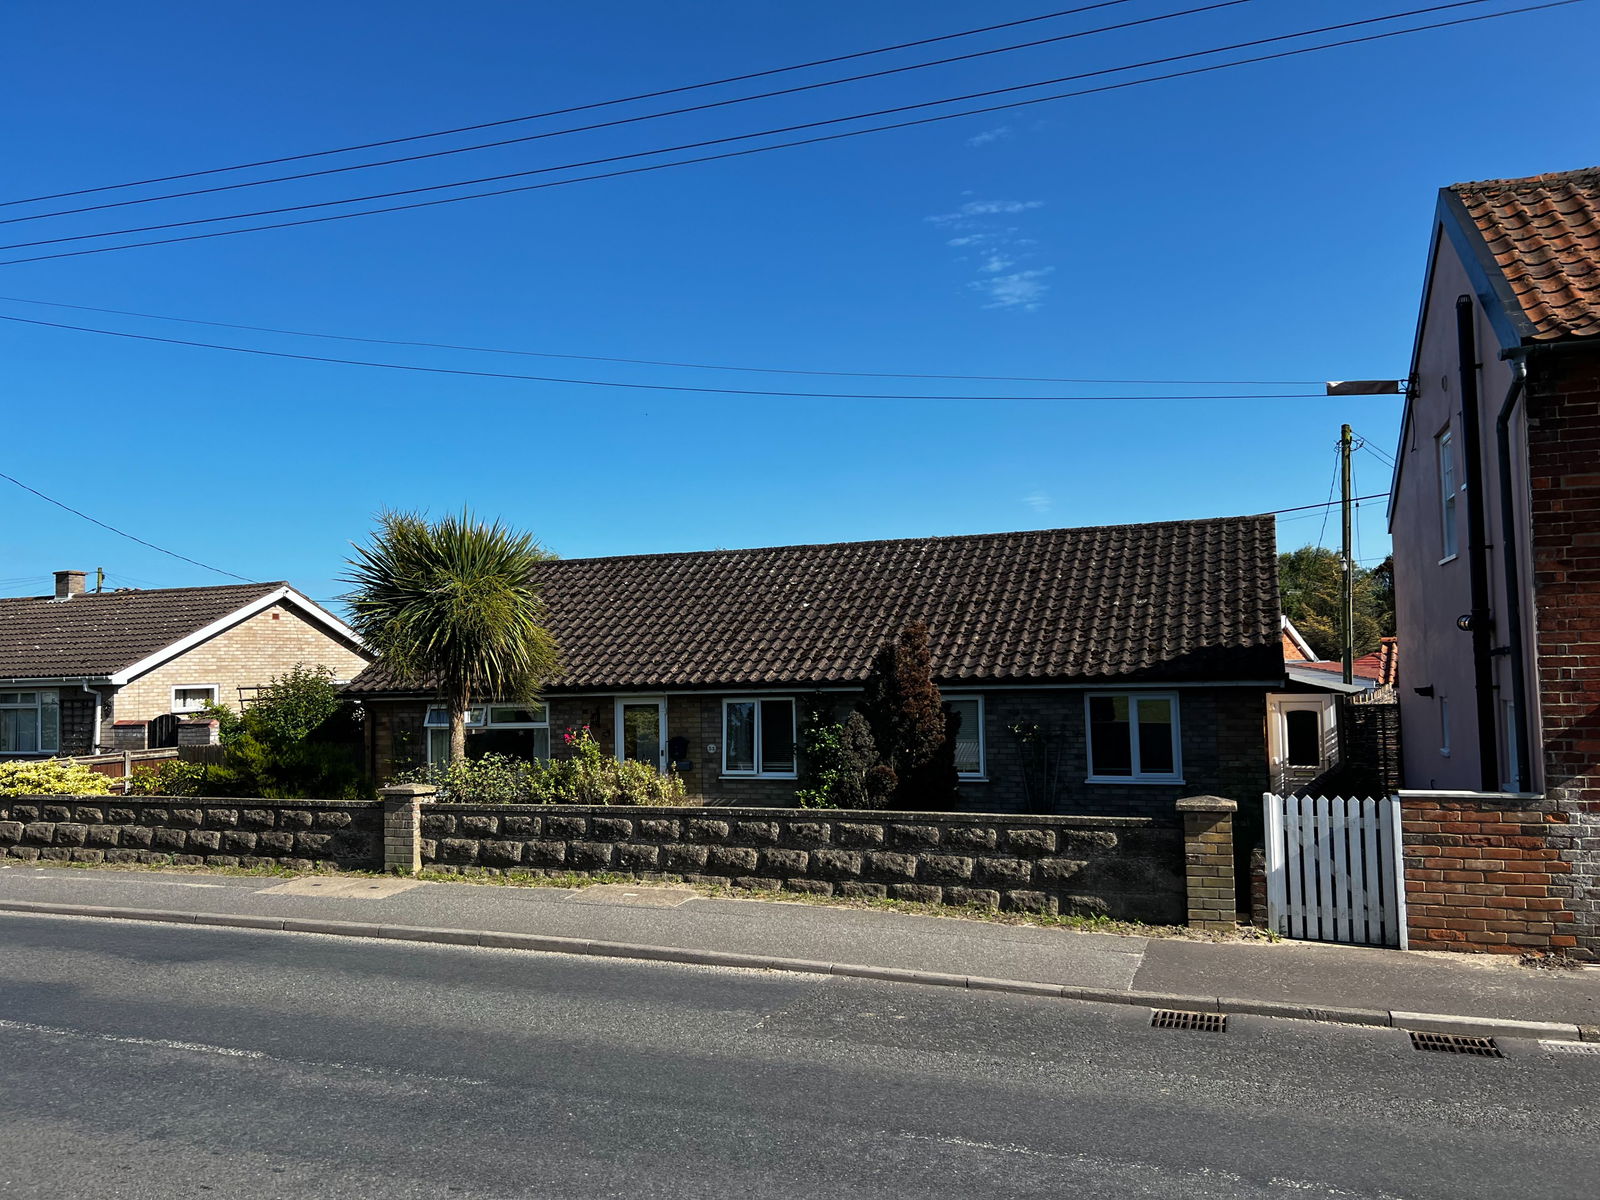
1085, 692, 1183, 783
722, 697, 797, 778
943, 695, 986, 779
1438, 427, 1460, 560
0, 690, 60, 756
171, 685, 219, 714
1439, 697, 1452, 758
425, 702, 550, 764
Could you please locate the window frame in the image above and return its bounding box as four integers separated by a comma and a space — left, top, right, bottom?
1437, 426, 1460, 562
1439, 697, 1452, 758
1084, 691, 1184, 784
424, 701, 550, 765
942, 694, 987, 780
720, 696, 798, 779
0, 689, 60, 757
170, 684, 220, 714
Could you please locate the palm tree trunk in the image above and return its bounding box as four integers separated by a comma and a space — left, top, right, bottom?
450, 682, 470, 762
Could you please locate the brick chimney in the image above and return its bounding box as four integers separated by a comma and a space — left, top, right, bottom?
53, 570, 86, 599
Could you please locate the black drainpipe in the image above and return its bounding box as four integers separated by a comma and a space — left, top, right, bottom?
1455, 297, 1500, 792
1495, 362, 1530, 792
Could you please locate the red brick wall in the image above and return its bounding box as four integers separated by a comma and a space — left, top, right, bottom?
1402, 794, 1579, 954
1526, 351, 1600, 959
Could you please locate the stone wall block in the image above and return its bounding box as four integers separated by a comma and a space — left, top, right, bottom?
945, 826, 998, 851
222, 830, 257, 855
708, 846, 759, 873
638, 819, 679, 840
891, 824, 941, 848
459, 814, 497, 837
785, 822, 831, 846
1001, 890, 1057, 914
593, 817, 633, 840
917, 854, 974, 883
121, 826, 153, 849
258, 832, 295, 854
438, 838, 480, 865
171, 808, 203, 828
810, 849, 863, 878
891, 884, 942, 904
975, 857, 1032, 886
616, 843, 660, 870
838, 882, 888, 899
53, 823, 88, 848
568, 842, 614, 869
783, 879, 834, 896
241, 809, 276, 829
206, 809, 239, 829
686, 819, 730, 843
295, 832, 333, 857
545, 816, 588, 839
0, 821, 25, 843
42, 805, 71, 822
735, 821, 779, 843
945, 887, 1000, 909
864, 851, 917, 879
421, 813, 453, 837
833, 823, 885, 848
1005, 828, 1058, 855
481, 841, 523, 867
1061, 829, 1119, 854
72, 807, 105, 824
86, 825, 120, 848
187, 830, 222, 853
315, 810, 353, 830
523, 841, 567, 867
760, 848, 810, 874
501, 815, 540, 838
661, 844, 709, 872
151, 828, 186, 852
1034, 858, 1088, 885
277, 810, 313, 830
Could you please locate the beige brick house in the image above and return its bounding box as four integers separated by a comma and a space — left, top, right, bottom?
0, 571, 370, 756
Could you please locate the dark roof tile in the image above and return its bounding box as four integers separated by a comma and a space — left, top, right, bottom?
347, 516, 1281, 696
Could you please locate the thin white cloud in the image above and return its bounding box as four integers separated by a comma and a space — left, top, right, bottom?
1024, 490, 1053, 514
926, 199, 1052, 312
972, 267, 1054, 311
965, 125, 1012, 147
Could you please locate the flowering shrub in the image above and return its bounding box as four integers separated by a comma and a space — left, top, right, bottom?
396, 727, 687, 806
0, 758, 112, 797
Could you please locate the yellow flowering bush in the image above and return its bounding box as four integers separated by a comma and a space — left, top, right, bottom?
0, 758, 113, 797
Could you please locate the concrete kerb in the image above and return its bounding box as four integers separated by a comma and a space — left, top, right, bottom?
0, 897, 1586, 1042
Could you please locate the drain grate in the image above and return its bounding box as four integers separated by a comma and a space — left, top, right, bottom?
1151, 1009, 1227, 1032
1539, 1040, 1600, 1055
1409, 1031, 1503, 1057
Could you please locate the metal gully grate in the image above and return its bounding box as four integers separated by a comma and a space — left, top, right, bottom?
1409, 1031, 1503, 1057
1539, 1040, 1600, 1056
1151, 1009, 1227, 1032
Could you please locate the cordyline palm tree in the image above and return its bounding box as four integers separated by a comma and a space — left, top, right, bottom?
342, 510, 560, 762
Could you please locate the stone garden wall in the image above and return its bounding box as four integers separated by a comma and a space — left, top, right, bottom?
419, 803, 1188, 923
0, 797, 381, 870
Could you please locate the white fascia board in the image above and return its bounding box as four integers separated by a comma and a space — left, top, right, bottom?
0, 675, 114, 686
1280, 616, 1318, 661
111, 586, 366, 686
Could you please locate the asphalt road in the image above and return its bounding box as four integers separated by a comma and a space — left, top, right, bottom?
1, 914, 1596, 1200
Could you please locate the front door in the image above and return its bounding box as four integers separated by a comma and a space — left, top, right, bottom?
616, 698, 666, 771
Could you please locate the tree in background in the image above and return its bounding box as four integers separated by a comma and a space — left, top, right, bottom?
861, 619, 959, 810
1278, 545, 1395, 660
342, 510, 560, 762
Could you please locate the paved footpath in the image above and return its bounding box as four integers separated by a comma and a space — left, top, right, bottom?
1, 862, 1596, 1029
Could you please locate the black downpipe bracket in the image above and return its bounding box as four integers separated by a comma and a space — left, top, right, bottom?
1495, 364, 1531, 792
1455, 297, 1500, 792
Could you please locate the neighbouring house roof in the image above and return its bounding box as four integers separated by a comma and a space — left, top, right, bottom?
1281, 615, 1317, 662
1445, 166, 1600, 343
346, 514, 1283, 696
1292, 638, 1398, 687
0, 582, 360, 684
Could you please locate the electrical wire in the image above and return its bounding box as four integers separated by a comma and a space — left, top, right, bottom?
0, 1, 1147, 210
1264, 492, 1388, 516
0, 293, 1327, 386
0, 471, 255, 582
0, 0, 1575, 266
0, 311, 1334, 400
1316, 448, 1341, 548
1, 0, 1259, 226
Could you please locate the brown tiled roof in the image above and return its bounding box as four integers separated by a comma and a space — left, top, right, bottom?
1293, 638, 1398, 686
1450, 167, 1600, 341
0, 583, 284, 680
346, 516, 1282, 695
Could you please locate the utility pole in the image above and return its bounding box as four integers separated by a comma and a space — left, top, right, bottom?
1340, 424, 1354, 685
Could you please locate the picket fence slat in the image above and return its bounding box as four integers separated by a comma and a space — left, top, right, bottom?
1262, 792, 1401, 948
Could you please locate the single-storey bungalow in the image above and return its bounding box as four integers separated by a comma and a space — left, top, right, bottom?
347, 514, 1283, 819
0, 571, 370, 756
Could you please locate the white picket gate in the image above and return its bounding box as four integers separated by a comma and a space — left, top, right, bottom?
1262, 794, 1408, 948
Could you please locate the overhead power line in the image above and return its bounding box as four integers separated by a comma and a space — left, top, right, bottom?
0, 311, 1336, 401
0, 470, 255, 582
0, 1, 1147, 210
1, 0, 1257, 227
0, 0, 1573, 267
1267, 492, 1389, 516
0, 294, 1327, 386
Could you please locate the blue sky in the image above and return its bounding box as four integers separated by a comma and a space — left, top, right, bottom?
3, 0, 1597, 605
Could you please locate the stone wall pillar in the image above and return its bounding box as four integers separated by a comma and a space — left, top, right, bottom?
379, 783, 434, 875
1177, 795, 1238, 931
